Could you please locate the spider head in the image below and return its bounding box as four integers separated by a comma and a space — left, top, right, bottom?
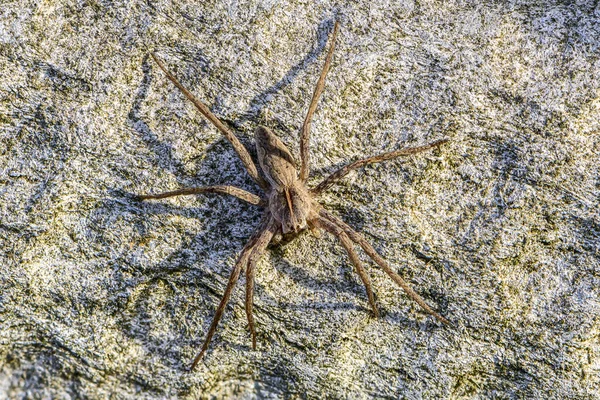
268, 185, 315, 234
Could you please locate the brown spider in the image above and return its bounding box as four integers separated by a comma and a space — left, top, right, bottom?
139, 21, 450, 370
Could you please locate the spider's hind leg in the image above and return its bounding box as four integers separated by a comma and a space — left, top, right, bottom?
299, 21, 340, 182
150, 53, 268, 189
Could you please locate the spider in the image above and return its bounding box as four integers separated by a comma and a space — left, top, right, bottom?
139, 21, 450, 370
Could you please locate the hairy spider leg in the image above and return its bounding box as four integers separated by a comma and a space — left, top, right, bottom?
138, 185, 264, 206
191, 217, 276, 370
299, 21, 340, 183
320, 210, 450, 325
312, 139, 449, 194
319, 217, 380, 317
244, 229, 275, 350
150, 53, 268, 190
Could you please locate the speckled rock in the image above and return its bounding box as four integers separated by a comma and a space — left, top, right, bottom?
1, 1, 599, 398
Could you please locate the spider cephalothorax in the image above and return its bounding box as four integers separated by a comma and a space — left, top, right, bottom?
139, 21, 450, 370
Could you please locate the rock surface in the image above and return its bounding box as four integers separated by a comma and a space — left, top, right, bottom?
1, 1, 599, 398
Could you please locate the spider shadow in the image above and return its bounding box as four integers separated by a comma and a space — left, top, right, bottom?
104, 53, 266, 367
90, 188, 266, 374
111, 18, 352, 374
236, 18, 339, 130
265, 243, 377, 314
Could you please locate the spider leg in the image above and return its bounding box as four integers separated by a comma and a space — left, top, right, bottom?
150, 53, 268, 190
311, 139, 448, 194
318, 217, 379, 317
190, 216, 276, 370
299, 21, 340, 183
320, 209, 450, 325
245, 257, 258, 350
138, 185, 265, 206
244, 226, 278, 349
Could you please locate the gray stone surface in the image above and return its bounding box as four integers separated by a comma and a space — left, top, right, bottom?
1, 1, 599, 398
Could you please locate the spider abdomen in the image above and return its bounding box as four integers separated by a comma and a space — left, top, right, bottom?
255, 126, 297, 188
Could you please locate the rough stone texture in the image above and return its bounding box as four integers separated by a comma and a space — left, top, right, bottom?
1, 1, 599, 398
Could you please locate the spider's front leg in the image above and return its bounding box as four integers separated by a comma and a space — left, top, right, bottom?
318, 217, 379, 317
190, 216, 276, 370
320, 209, 451, 325
244, 223, 279, 350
